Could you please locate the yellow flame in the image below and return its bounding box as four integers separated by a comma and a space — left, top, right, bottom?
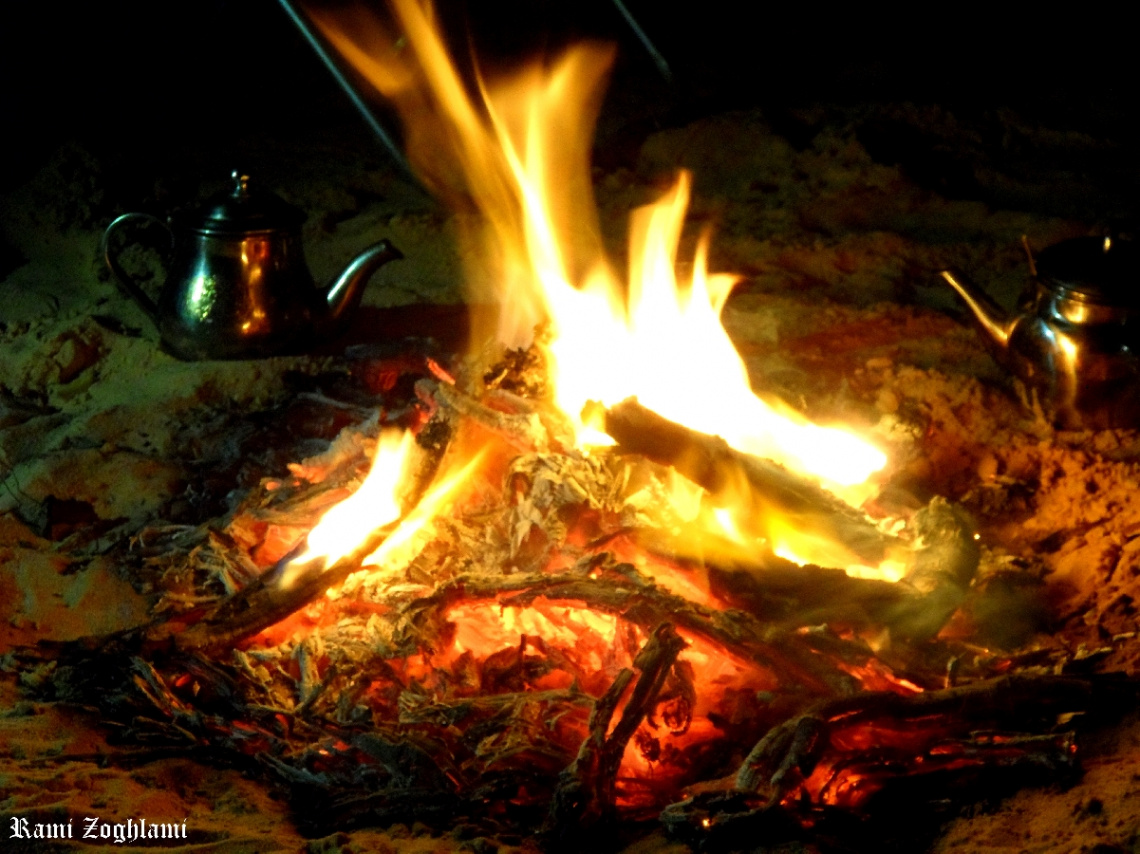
773, 541, 908, 584
284, 427, 485, 590
712, 507, 743, 540
545, 174, 885, 492
310, 3, 899, 585
313, 1, 885, 499
291, 428, 414, 570
360, 447, 486, 568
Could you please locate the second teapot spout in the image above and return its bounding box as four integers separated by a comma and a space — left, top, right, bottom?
940, 269, 1019, 359
323, 239, 405, 334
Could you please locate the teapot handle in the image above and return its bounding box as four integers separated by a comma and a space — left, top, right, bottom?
101, 212, 174, 324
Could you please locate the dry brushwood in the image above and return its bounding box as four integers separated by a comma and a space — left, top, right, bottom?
13, 341, 1109, 849
419, 377, 552, 451
141, 405, 458, 654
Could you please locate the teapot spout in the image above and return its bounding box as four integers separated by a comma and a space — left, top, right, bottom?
939, 269, 1018, 356
323, 239, 404, 333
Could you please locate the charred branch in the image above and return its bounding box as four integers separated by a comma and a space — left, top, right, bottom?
547, 623, 687, 837
661, 673, 1138, 850
399, 556, 871, 696
735, 673, 1130, 798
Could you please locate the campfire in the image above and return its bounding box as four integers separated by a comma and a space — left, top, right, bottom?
12, 2, 1140, 851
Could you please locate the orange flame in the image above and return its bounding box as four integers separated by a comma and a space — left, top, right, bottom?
302, 2, 904, 587
312, 1, 885, 498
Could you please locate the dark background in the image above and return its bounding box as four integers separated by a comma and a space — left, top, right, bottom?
2, 1, 1137, 211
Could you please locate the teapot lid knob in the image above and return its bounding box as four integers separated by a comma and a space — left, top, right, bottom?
1037, 235, 1139, 305
189, 171, 306, 234
231, 170, 251, 199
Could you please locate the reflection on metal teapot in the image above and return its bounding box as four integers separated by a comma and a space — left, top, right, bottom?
102, 171, 402, 360
941, 236, 1140, 429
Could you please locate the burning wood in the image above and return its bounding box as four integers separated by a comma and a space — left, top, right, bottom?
548, 622, 688, 833
17, 348, 1111, 848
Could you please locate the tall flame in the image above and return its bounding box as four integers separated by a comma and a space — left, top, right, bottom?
312, 1, 885, 497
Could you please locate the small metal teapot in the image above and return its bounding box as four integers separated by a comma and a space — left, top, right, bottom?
941, 236, 1140, 429
102, 171, 403, 360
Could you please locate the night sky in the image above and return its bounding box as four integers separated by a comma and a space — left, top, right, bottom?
2, 1, 1135, 205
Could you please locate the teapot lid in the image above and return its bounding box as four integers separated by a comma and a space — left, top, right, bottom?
191, 171, 306, 234
1036, 235, 1139, 305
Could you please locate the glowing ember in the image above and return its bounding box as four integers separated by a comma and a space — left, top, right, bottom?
311, 0, 886, 499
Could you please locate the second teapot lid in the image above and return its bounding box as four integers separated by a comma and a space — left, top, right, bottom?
191, 171, 306, 234
1037, 235, 1139, 305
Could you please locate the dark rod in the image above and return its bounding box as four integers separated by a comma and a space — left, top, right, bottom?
609, 0, 672, 82
277, 0, 418, 184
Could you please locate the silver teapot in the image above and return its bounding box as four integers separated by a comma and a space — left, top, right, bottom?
102, 171, 402, 360
941, 236, 1140, 429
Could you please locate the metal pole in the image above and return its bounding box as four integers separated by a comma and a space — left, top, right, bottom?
277, 0, 418, 184
609, 0, 672, 82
